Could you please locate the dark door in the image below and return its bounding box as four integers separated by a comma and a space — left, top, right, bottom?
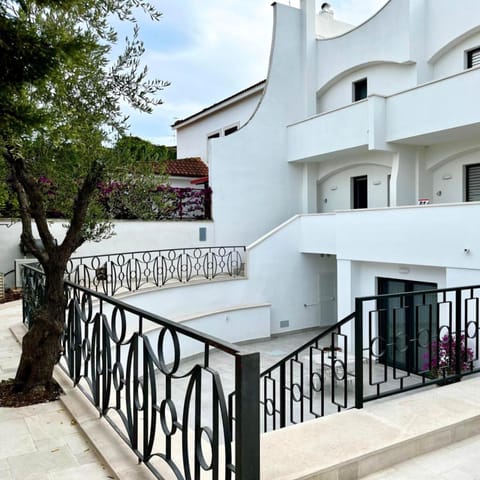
352, 175, 368, 209
377, 278, 437, 373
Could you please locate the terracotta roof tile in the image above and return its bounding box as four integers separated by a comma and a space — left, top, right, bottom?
165, 157, 209, 178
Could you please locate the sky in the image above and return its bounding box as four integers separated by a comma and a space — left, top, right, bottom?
120, 0, 389, 146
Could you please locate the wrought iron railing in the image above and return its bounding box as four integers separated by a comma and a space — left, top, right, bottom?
259, 285, 480, 432
22, 264, 259, 479
65, 246, 246, 296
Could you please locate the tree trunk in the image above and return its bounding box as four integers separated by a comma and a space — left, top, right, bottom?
15, 264, 66, 393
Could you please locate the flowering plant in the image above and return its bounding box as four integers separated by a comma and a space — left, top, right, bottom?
422, 334, 474, 377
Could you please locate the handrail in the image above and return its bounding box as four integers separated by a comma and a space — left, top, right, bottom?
261, 312, 355, 376
65, 245, 247, 296
21, 262, 260, 479
259, 284, 480, 433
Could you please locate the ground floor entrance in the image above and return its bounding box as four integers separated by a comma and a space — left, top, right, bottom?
377, 277, 437, 373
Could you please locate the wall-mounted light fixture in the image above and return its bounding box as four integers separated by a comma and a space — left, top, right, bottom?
373, 180, 381, 186
442, 174, 452, 180
330, 186, 338, 191
436, 190, 442, 196
399, 266, 410, 274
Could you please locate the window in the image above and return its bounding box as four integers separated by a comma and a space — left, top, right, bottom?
224, 125, 238, 136
466, 47, 480, 69
352, 175, 368, 209
207, 131, 220, 140
465, 163, 480, 201
353, 78, 367, 102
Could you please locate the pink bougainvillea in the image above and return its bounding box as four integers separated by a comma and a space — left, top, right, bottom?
423, 333, 474, 377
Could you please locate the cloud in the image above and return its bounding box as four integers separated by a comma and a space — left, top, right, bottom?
121, 0, 388, 145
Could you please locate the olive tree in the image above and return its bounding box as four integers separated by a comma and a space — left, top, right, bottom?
0, 0, 169, 393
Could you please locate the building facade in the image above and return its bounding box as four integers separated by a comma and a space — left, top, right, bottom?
131, 0, 480, 343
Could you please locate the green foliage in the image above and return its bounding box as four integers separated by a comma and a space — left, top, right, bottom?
0, 0, 170, 257
115, 136, 177, 162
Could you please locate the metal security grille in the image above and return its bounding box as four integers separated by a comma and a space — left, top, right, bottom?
467, 47, 480, 68
466, 163, 480, 201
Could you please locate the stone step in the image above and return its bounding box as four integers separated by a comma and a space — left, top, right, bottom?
261, 376, 480, 480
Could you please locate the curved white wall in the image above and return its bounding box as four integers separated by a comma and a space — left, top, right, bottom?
431, 148, 480, 204
432, 31, 480, 80
317, 63, 415, 113
210, 4, 305, 246
317, 163, 391, 212
426, 0, 480, 64
315, 0, 411, 90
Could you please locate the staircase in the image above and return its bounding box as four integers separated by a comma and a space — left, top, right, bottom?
261, 374, 480, 479
259, 283, 480, 434
257, 283, 480, 479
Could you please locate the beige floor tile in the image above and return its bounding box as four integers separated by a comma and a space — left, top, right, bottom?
438, 467, 477, 480
0, 419, 36, 459
25, 409, 79, 442
0, 468, 13, 480
47, 462, 113, 480
7, 445, 79, 479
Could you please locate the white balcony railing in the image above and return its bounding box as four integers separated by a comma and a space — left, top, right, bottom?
287, 100, 369, 162
386, 66, 480, 144
299, 202, 480, 270
287, 67, 480, 162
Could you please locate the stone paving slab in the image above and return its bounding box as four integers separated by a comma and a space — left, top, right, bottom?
0, 301, 115, 480
3, 298, 480, 480
261, 375, 480, 480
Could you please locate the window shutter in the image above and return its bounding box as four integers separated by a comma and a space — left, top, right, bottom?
468, 48, 480, 68
466, 164, 480, 201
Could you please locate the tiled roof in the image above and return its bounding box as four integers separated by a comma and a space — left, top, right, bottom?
165, 157, 209, 178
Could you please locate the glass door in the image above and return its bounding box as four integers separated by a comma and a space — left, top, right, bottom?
378, 278, 437, 373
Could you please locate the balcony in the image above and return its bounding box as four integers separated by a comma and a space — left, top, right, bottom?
287, 100, 369, 163
386, 66, 480, 145
287, 67, 480, 163
299, 202, 480, 270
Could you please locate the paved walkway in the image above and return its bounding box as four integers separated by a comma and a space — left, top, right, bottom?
360, 433, 480, 479
0, 301, 114, 480
2, 299, 480, 479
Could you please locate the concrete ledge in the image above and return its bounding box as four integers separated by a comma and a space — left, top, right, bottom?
261, 376, 480, 480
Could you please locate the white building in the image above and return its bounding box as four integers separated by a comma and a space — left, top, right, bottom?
172, 80, 265, 163
157, 0, 480, 341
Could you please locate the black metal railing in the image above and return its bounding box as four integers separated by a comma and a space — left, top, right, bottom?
65, 246, 246, 296
260, 284, 480, 432
22, 264, 260, 479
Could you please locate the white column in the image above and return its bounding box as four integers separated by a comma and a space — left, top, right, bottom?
337, 259, 354, 320
390, 147, 417, 206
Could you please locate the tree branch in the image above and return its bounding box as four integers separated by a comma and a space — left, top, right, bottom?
4, 147, 49, 264
60, 159, 105, 258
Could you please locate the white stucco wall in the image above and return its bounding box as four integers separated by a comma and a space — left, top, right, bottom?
317, 163, 391, 212
432, 31, 480, 79
317, 63, 415, 114
315, 0, 411, 90
0, 219, 215, 288
119, 214, 339, 340
210, 3, 305, 246
425, 0, 480, 65
175, 90, 263, 162
431, 146, 480, 204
